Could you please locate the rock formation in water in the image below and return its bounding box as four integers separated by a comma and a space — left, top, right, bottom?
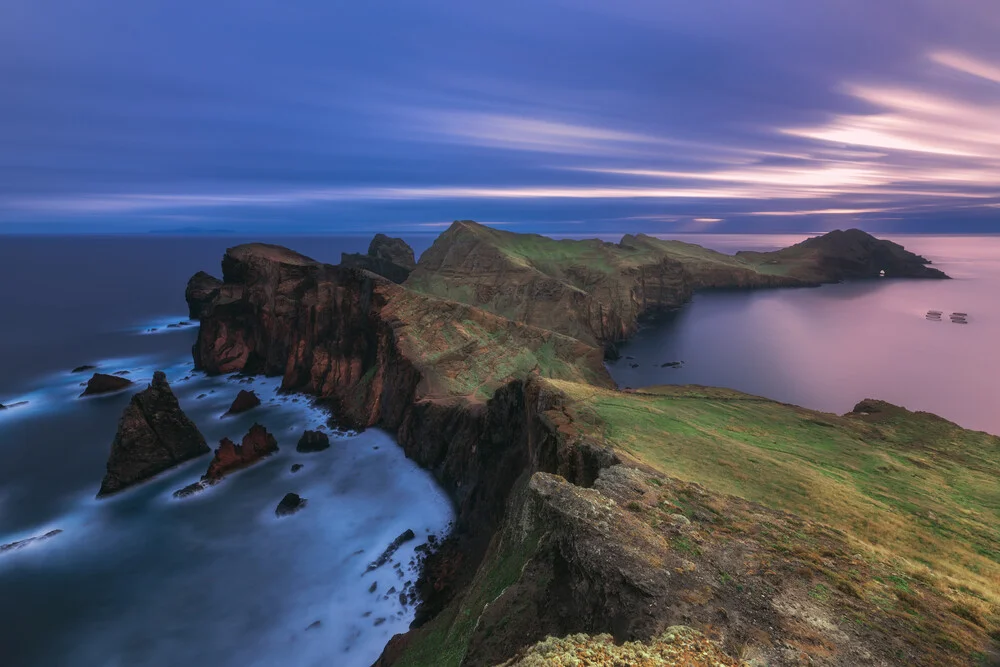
98, 371, 210, 497
71, 364, 97, 373
367, 529, 416, 572
81, 373, 133, 396
296, 430, 329, 452
185, 271, 223, 319
1, 529, 63, 554
340, 233, 417, 284
275, 492, 306, 516
203, 423, 278, 481
226, 389, 260, 415
186, 224, 993, 667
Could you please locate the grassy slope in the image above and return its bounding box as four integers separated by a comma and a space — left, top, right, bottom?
550, 380, 1000, 615
378, 283, 611, 400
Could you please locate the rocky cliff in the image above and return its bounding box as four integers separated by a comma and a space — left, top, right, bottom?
98, 372, 210, 497
185, 226, 992, 667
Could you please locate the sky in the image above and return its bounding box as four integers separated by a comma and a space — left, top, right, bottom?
2, 0, 999, 234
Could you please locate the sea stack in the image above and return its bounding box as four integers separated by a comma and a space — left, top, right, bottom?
98, 372, 210, 497
203, 423, 278, 480
226, 389, 261, 415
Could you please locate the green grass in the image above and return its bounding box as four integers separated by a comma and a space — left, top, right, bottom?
545, 379, 1000, 608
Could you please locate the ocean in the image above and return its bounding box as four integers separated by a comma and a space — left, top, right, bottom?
0, 232, 996, 666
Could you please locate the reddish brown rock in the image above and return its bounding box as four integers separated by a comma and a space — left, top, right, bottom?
203, 423, 278, 480
185, 271, 223, 319
81, 373, 133, 397
226, 389, 260, 415
98, 372, 209, 496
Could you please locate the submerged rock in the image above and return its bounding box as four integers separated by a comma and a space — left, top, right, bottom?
172, 481, 208, 498
275, 492, 307, 516
226, 389, 261, 415
290, 463, 304, 473
1, 529, 63, 554
81, 373, 134, 397
296, 430, 330, 453
366, 529, 416, 572
203, 423, 278, 481
98, 372, 210, 497
71, 364, 97, 374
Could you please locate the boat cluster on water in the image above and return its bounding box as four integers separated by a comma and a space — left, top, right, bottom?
926, 310, 968, 324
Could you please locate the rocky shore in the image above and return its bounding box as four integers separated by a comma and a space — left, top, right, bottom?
183, 223, 997, 666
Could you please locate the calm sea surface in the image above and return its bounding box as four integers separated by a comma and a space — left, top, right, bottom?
0, 232, 996, 666
604, 234, 1000, 436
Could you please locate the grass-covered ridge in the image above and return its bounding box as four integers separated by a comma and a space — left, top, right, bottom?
548, 380, 1000, 616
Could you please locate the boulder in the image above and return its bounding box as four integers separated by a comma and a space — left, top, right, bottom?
185, 271, 223, 320
203, 423, 278, 480
275, 492, 307, 516
98, 372, 210, 496
296, 430, 330, 453
226, 389, 260, 415
81, 373, 133, 397
290, 463, 303, 473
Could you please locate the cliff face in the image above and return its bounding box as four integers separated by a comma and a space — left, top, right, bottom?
190, 242, 611, 543
185, 271, 223, 320
98, 372, 210, 497
185, 227, 986, 667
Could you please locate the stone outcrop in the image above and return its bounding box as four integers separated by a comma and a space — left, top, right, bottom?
296, 430, 330, 452
275, 492, 306, 516
203, 423, 278, 481
81, 373, 133, 396
185, 271, 223, 319
367, 529, 416, 572
226, 389, 260, 415
98, 372, 210, 496
71, 364, 96, 373
340, 234, 417, 284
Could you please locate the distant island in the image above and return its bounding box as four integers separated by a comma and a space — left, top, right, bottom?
176, 222, 996, 666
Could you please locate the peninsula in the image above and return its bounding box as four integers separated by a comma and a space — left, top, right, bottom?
185, 222, 997, 666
